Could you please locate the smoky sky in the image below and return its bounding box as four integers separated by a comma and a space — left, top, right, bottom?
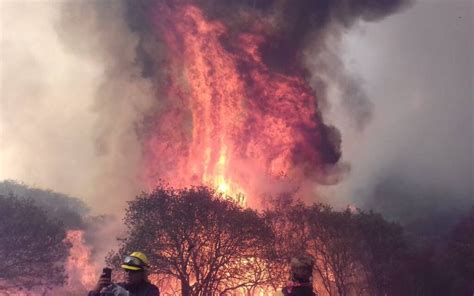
125, 0, 412, 130
0, 0, 151, 213
325, 0, 473, 224
106, 0, 412, 190
1, 0, 471, 223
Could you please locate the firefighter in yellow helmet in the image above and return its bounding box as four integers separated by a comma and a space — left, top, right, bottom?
89, 251, 159, 296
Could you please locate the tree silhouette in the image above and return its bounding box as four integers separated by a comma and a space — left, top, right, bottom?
353, 211, 408, 296
307, 206, 363, 296
0, 194, 70, 292
263, 194, 314, 289
265, 197, 410, 296
442, 207, 474, 295
108, 186, 469, 295
109, 186, 275, 296
0, 180, 88, 229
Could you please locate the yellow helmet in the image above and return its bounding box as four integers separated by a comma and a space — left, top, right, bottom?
121, 251, 150, 271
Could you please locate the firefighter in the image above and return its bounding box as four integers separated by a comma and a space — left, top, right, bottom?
88, 251, 159, 296
277, 255, 317, 296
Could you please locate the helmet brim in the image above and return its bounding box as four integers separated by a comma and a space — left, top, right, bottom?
121, 264, 143, 271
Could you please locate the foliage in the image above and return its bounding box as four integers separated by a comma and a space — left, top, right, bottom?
109, 186, 275, 296
263, 194, 315, 288
308, 207, 363, 296
352, 211, 408, 296
265, 197, 410, 296
441, 207, 474, 295
0, 180, 89, 229
0, 194, 70, 291
109, 186, 472, 296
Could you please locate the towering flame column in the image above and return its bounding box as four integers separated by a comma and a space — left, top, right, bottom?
145, 3, 339, 205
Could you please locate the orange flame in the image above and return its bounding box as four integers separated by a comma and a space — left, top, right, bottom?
65, 230, 99, 289
144, 3, 337, 206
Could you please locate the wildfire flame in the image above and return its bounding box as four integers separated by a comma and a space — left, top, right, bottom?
65, 230, 99, 289
144, 3, 339, 206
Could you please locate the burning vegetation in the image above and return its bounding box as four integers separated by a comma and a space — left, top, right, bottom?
1, 0, 473, 295
122, 0, 414, 206
65, 230, 100, 291
1, 182, 473, 295
53, 0, 415, 207
142, 1, 343, 204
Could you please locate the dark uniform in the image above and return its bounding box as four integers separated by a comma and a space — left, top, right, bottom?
87, 281, 159, 296
115, 282, 159, 296
282, 285, 316, 296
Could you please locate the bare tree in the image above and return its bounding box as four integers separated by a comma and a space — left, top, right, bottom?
306, 206, 409, 296
263, 194, 314, 289
307, 206, 363, 296
109, 186, 275, 296
354, 211, 408, 296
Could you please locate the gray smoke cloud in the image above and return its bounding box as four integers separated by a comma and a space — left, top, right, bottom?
54, 0, 159, 213
2, 0, 470, 232
0, 0, 155, 214
111, 0, 412, 191
124, 0, 412, 131
324, 0, 473, 228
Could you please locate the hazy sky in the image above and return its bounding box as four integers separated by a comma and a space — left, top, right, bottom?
0, 0, 472, 214
0, 0, 148, 213
0, 1, 100, 197
327, 0, 473, 210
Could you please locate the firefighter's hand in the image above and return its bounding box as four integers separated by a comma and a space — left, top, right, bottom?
93, 277, 112, 292
109, 285, 130, 296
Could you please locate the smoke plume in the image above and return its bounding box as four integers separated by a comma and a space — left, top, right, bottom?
1, 0, 412, 211
57, 0, 412, 206
330, 0, 473, 227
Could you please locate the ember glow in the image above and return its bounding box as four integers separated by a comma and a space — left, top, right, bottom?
65, 230, 99, 289
144, 3, 340, 205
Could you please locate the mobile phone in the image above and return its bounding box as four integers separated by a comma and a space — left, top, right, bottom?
101, 267, 112, 280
